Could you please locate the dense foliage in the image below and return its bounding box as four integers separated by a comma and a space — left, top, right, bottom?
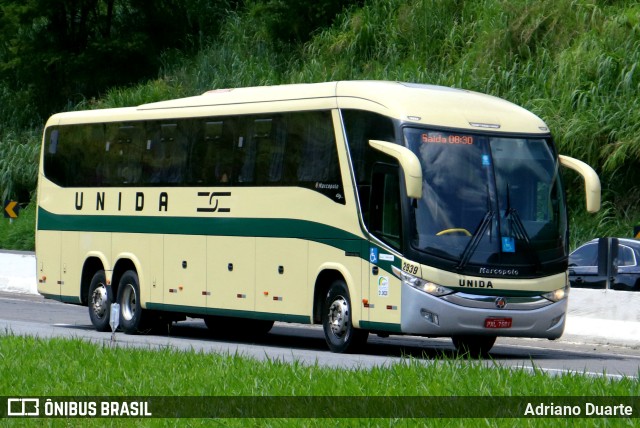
1, 0, 639, 249
0, 0, 245, 121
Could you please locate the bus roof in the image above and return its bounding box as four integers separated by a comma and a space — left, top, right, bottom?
48, 81, 549, 134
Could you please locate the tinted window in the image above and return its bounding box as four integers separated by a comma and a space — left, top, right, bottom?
617, 245, 637, 267
342, 110, 396, 225
43, 111, 344, 203
370, 165, 402, 250
569, 243, 598, 266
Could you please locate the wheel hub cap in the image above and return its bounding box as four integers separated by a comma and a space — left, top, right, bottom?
328, 297, 349, 337
91, 286, 107, 318
121, 284, 137, 321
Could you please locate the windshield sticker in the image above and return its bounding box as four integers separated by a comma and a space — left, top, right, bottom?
482, 154, 491, 166
378, 276, 389, 297
502, 237, 516, 253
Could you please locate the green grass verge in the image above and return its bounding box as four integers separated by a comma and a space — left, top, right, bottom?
0, 334, 638, 426
0, 203, 35, 251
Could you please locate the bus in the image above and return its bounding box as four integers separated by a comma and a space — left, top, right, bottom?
36, 81, 601, 355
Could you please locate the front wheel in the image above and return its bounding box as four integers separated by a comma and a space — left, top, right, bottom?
116, 270, 147, 334
88, 270, 112, 332
322, 280, 368, 353
452, 335, 496, 358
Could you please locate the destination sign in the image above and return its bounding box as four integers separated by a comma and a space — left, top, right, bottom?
421, 132, 474, 145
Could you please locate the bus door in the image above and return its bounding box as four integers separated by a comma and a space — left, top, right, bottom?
366, 164, 403, 326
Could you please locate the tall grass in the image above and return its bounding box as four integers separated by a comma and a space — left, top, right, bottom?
1, 0, 639, 250
0, 129, 40, 202
0, 203, 35, 251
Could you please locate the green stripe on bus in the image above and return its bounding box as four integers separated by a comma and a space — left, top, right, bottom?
38, 207, 361, 241
37, 208, 405, 268
359, 321, 402, 333
40, 293, 82, 304
146, 302, 310, 324
39, 292, 61, 302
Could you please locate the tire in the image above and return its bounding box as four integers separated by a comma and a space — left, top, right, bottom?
452, 335, 496, 358
116, 270, 147, 334
322, 279, 368, 353
88, 270, 112, 332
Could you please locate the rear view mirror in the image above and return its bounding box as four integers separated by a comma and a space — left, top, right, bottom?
369, 140, 422, 199
559, 155, 601, 213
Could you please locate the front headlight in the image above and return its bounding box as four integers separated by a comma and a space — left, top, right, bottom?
542, 285, 569, 302
392, 265, 454, 297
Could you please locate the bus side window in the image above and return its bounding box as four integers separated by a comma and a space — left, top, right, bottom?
183, 119, 206, 185
205, 121, 223, 184
191, 118, 236, 185
370, 164, 402, 251
253, 118, 274, 185
267, 117, 287, 183
238, 116, 286, 185
236, 119, 257, 184
144, 123, 187, 185
103, 123, 144, 185
85, 124, 105, 186
44, 128, 66, 186
44, 124, 106, 187
342, 110, 396, 225
296, 111, 339, 182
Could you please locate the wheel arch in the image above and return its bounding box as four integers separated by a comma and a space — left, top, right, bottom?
80, 254, 109, 306
312, 264, 358, 324
111, 254, 142, 304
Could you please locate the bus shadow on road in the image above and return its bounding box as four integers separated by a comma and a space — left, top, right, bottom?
68, 319, 630, 363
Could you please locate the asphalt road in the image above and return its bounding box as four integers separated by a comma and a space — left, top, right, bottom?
1, 291, 639, 379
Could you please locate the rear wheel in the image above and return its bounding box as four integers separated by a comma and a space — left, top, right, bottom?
117, 270, 148, 334
88, 270, 112, 332
452, 335, 496, 358
322, 279, 368, 353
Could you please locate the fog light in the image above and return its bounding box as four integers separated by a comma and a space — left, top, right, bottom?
420, 308, 439, 325
549, 314, 564, 329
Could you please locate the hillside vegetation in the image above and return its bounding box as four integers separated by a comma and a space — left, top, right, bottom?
1, 0, 639, 249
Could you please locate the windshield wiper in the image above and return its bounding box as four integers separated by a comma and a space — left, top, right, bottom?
503, 183, 542, 272
505, 207, 530, 243
504, 183, 531, 245
456, 209, 494, 271
504, 183, 531, 244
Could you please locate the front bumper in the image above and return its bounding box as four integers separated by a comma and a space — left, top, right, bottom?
400, 281, 567, 339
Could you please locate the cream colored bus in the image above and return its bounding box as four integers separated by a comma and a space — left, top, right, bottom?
36, 81, 600, 355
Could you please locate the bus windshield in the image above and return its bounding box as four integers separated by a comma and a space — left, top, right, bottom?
405, 128, 568, 276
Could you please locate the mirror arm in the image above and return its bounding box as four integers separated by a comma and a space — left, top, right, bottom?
559, 155, 601, 213
369, 140, 423, 199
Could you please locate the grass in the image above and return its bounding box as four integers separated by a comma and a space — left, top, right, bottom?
0, 334, 638, 426
0, 203, 35, 251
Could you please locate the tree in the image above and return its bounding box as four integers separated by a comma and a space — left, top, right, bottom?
0, 0, 240, 116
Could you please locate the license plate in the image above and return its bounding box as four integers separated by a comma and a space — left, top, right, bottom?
485, 317, 512, 329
